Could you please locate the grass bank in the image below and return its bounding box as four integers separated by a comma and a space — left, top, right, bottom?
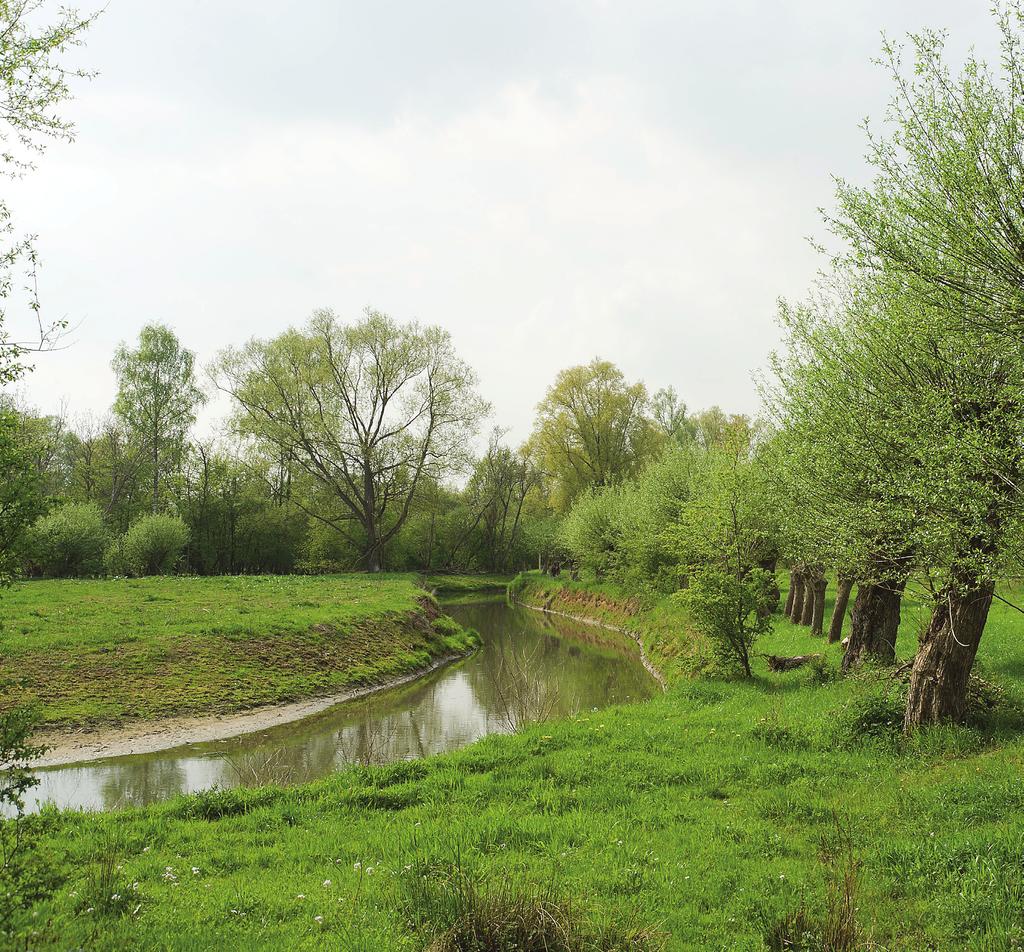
0, 574, 478, 730
422, 573, 514, 596
10, 574, 1024, 949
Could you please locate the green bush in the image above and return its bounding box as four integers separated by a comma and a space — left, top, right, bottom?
109, 514, 190, 577
24, 502, 108, 577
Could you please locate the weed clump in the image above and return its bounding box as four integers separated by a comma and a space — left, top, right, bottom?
401, 860, 663, 951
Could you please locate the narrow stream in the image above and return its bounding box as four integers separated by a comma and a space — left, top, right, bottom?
25, 598, 657, 812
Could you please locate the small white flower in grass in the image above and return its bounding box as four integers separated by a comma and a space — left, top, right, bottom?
111, 894, 120, 901
191, 867, 200, 875
322, 880, 331, 887
296, 894, 305, 900
314, 916, 324, 924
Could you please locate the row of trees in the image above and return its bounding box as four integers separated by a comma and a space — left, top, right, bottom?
10, 314, 744, 577
767, 5, 1024, 728
554, 4, 1024, 730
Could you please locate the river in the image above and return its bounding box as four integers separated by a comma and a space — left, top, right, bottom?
24, 597, 657, 812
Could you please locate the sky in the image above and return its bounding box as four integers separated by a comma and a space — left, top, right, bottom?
5, 0, 1003, 444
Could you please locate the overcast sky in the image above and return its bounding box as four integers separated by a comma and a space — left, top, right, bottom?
5, 1, 1002, 443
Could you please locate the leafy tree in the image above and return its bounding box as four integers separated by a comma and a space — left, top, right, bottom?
113, 324, 205, 513
215, 308, 488, 572
530, 359, 661, 510
668, 436, 778, 677
651, 386, 693, 445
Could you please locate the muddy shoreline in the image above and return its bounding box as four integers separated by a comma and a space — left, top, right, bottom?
32, 650, 472, 768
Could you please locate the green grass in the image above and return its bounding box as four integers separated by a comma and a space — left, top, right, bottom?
9, 573, 1024, 949
422, 573, 514, 595
0, 574, 479, 728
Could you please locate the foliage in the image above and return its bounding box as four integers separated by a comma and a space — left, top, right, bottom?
24, 501, 107, 578
530, 359, 662, 511
112, 513, 189, 576
0, 408, 41, 582
0, 1, 94, 382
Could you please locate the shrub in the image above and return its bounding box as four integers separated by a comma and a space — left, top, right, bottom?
676, 566, 772, 678
110, 514, 190, 577
24, 502, 108, 577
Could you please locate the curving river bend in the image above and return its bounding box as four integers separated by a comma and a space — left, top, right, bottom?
25, 598, 657, 813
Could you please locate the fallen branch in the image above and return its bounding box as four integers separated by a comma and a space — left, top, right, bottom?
763, 653, 823, 672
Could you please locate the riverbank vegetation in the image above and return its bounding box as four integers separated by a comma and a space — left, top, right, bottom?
0, 575, 477, 729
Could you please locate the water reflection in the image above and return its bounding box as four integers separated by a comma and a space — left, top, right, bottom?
26, 599, 656, 812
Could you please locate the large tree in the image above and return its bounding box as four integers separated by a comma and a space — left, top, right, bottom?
530, 358, 661, 510
112, 324, 205, 513
215, 308, 488, 572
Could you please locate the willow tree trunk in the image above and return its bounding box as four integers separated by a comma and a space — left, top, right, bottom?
904, 580, 995, 728
789, 571, 806, 622
828, 575, 854, 644
757, 555, 781, 618
810, 575, 827, 637
799, 571, 816, 626
784, 570, 797, 618
842, 578, 905, 671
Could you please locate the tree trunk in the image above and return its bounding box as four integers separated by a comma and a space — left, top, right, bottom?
810, 575, 827, 636
828, 575, 853, 644
789, 569, 806, 622
904, 579, 995, 728
784, 570, 797, 618
842, 578, 906, 670
799, 570, 816, 626
757, 555, 781, 617
363, 463, 381, 573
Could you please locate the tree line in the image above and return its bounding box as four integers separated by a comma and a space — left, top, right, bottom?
5, 311, 745, 579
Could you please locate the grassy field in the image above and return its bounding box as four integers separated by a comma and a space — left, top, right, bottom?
0, 574, 478, 729
8, 573, 1024, 949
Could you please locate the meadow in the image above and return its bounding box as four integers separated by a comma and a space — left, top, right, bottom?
0, 574, 478, 729
11, 574, 1024, 950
